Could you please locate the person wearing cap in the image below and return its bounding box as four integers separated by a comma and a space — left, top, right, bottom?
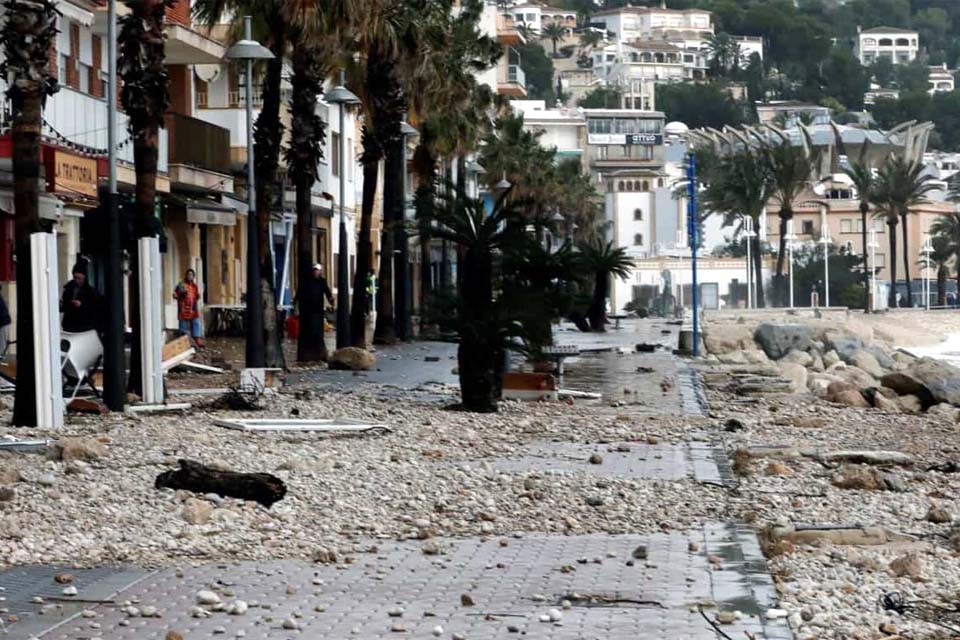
60, 260, 100, 333
174, 269, 204, 349
294, 263, 334, 360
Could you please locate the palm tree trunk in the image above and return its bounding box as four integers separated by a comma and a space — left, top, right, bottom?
860, 202, 870, 312
587, 270, 608, 332
900, 211, 912, 307
374, 141, 400, 345
350, 147, 378, 347
775, 211, 788, 306
752, 234, 765, 308
888, 219, 898, 308
458, 247, 496, 412
11, 90, 45, 426
938, 265, 947, 307
253, 25, 286, 368
294, 175, 326, 362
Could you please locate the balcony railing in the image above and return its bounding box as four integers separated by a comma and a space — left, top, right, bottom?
228, 88, 264, 109
506, 64, 526, 88
164, 112, 230, 175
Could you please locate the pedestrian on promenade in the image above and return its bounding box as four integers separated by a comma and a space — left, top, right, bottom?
174, 269, 205, 349
60, 261, 100, 333
294, 263, 334, 360
0, 290, 11, 356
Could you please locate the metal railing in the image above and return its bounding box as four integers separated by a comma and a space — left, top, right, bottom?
164, 112, 231, 174
506, 64, 526, 88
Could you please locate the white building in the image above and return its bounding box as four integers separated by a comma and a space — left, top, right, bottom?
929, 64, 955, 94
513, 101, 588, 169
855, 27, 919, 66
732, 36, 764, 66
590, 5, 713, 47
509, 3, 577, 35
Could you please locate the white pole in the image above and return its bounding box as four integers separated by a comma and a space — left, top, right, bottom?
786, 219, 794, 308
869, 228, 877, 312
745, 232, 752, 309
823, 238, 830, 308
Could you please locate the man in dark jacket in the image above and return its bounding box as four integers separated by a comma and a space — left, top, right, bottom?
60, 261, 100, 333
294, 263, 334, 361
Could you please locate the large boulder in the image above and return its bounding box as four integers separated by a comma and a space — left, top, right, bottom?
822, 350, 841, 368
778, 362, 808, 393
835, 365, 877, 390
716, 351, 747, 365
825, 332, 864, 364
829, 389, 870, 408
907, 358, 960, 406
703, 324, 756, 355
808, 373, 842, 396
742, 350, 769, 364
849, 350, 885, 378
780, 350, 813, 367
329, 347, 376, 371
900, 395, 924, 413
864, 346, 895, 369
754, 324, 812, 360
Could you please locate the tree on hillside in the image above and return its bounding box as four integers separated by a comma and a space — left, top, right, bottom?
705, 32, 740, 78
542, 22, 566, 57
871, 58, 895, 88
655, 83, 744, 130
578, 86, 622, 108
516, 43, 556, 102
821, 48, 870, 111
895, 61, 931, 93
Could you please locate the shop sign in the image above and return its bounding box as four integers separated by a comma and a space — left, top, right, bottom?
50, 150, 97, 198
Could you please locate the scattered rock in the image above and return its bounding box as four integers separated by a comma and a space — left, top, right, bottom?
388, 606, 404, 617
588, 453, 603, 465
907, 358, 960, 406
0, 486, 14, 502
182, 498, 213, 525
329, 347, 376, 371
755, 324, 812, 360
0, 467, 21, 484
828, 389, 870, 409
899, 394, 924, 413
47, 437, 108, 463
36, 473, 56, 487
282, 618, 299, 630
715, 610, 736, 624
632, 545, 648, 560
778, 362, 808, 393
888, 552, 923, 579
831, 466, 905, 491
825, 333, 863, 363
196, 590, 221, 605
780, 350, 813, 367
822, 350, 841, 368
764, 461, 791, 476
165, 633, 184, 640
927, 505, 953, 524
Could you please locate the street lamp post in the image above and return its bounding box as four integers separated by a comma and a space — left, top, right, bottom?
395, 118, 417, 340
744, 216, 756, 309
922, 236, 932, 310
868, 228, 879, 312
325, 71, 361, 348
785, 219, 797, 308
226, 18, 274, 367
820, 226, 831, 308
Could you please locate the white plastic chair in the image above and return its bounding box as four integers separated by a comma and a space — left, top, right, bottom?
60, 330, 103, 402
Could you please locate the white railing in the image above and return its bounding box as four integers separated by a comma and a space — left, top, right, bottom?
507, 64, 526, 88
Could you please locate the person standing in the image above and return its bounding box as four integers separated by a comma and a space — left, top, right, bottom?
0, 290, 10, 357
173, 269, 205, 349
60, 261, 100, 333
294, 263, 334, 362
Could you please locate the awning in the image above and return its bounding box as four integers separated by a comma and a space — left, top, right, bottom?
0, 192, 64, 221
165, 192, 238, 226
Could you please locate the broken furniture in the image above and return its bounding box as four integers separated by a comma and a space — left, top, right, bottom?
608, 314, 628, 330
207, 304, 245, 336
60, 330, 103, 403
502, 372, 558, 402
540, 345, 580, 376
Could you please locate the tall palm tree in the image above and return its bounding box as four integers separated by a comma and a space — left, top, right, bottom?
516, 21, 537, 41
764, 141, 818, 306
194, 0, 287, 367
281, 0, 356, 362
119, 0, 171, 396
843, 157, 876, 311
578, 239, 632, 332
1, 0, 59, 425
872, 156, 936, 308
542, 22, 565, 57
579, 29, 602, 50
702, 149, 771, 308
705, 32, 739, 78
931, 211, 960, 301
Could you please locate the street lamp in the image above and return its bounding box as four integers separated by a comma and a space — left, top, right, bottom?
819, 218, 832, 308
922, 236, 932, 310
496, 172, 512, 191
226, 17, 274, 367
868, 228, 879, 312
785, 219, 798, 308
395, 116, 418, 340
744, 216, 756, 309
325, 70, 361, 348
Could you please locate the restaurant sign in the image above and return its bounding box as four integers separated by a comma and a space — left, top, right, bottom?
48, 149, 98, 198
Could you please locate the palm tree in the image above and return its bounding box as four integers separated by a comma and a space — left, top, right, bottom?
872, 156, 936, 308
764, 141, 818, 306
843, 157, 876, 311
702, 149, 771, 308
578, 239, 632, 332
516, 21, 537, 41
542, 22, 565, 57
1, 0, 59, 425
119, 0, 171, 396
931, 211, 960, 302
428, 188, 523, 412
194, 0, 288, 367
705, 32, 739, 77
579, 29, 603, 50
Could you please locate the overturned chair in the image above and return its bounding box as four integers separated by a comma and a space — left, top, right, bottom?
61, 330, 103, 402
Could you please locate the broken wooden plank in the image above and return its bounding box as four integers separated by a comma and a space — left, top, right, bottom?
126, 403, 192, 414
212, 418, 391, 434
162, 335, 191, 362
557, 389, 602, 400
173, 361, 226, 374
155, 459, 286, 507
817, 450, 915, 467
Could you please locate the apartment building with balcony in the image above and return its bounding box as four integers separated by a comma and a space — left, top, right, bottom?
590, 5, 713, 50
509, 3, 577, 36
474, 2, 528, 98
855, 27, 919, 66
929, 64, 955, 95
591, 41, 707, 109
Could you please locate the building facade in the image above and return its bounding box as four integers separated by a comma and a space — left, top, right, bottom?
855, 27, 919, 65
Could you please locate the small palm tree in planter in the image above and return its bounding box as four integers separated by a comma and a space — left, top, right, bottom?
578, 239, 632, 332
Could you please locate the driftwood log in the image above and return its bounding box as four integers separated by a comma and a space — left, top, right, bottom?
155, 459, 286, 507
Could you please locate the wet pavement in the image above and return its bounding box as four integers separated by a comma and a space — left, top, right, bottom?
1, 320, 791, 640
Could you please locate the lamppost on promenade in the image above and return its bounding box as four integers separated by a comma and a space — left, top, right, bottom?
922, 236, 932, 310
868, 228, 879, 311
744, 216, 756, 309
226, 17, 274, 366
395, 117, 417, 340
325, 71, 361, 348
785, 219, 797, 308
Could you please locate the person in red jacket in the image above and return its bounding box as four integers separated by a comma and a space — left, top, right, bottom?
173, 269, 204, 349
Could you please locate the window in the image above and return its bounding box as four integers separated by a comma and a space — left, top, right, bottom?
634, 233, 643, 245
617, 180, 625, 191
625, 181, 633, 192
657, 178, 664, 187
841, 219, 862, 233
347, 139, 353, 181
58, 54, 67, 85
802, 220, 814, 235
78, 62, 90, 93
895, 38, 909, 46
874, 219, 885, 231
862, 38, 877, 46
331, 132, 340, 178
633, 180, 641, 190
634, 208, 643, 221
875, 253, 886, 267
641, 180, 649, 191
878, 38, 893, 46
